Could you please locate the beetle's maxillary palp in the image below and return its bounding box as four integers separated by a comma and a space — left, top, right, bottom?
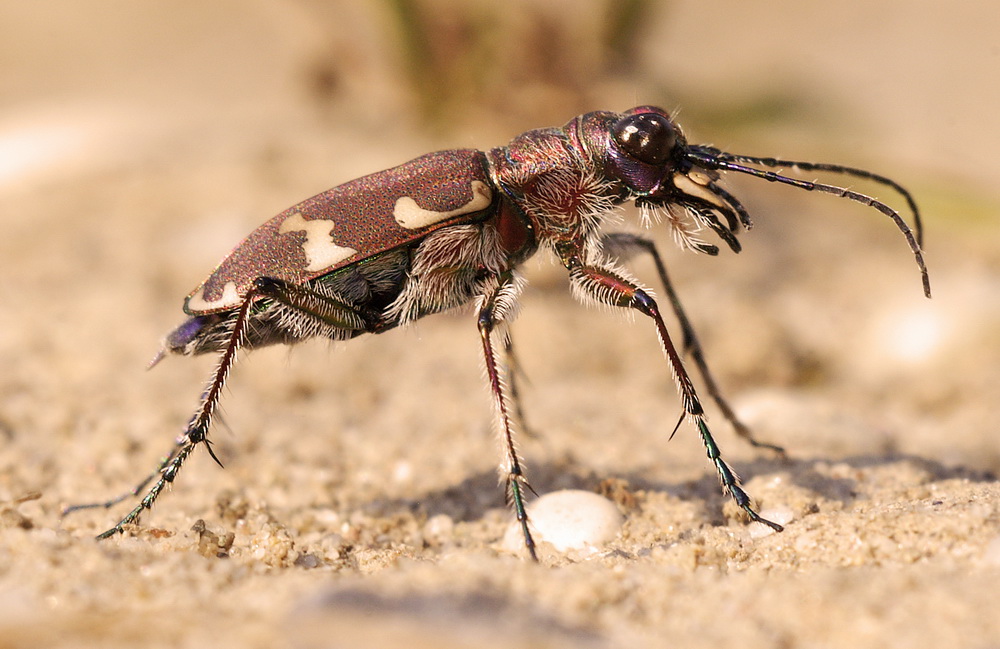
703, 181, 754, 230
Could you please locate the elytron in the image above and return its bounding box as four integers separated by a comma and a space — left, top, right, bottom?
68, 106, 930, 560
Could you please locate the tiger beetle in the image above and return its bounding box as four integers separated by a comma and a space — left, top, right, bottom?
66, 106, 930, 560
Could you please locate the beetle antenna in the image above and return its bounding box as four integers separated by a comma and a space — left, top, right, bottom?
685, 147, 931, 298
711, 152, 923, 248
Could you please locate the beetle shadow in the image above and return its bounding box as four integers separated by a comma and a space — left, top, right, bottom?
364, 450, 995, 534
633, 451, 996, 528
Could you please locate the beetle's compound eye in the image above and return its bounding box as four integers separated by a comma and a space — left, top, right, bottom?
612, 112, 677, 166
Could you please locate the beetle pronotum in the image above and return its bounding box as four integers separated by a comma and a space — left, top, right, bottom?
68, 106, 930, 560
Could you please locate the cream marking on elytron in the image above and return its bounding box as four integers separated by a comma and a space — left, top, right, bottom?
393, 180, 492, 229
186, 280, 241, 312
279, 211, 359, 272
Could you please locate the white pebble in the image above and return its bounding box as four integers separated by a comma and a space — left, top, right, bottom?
501, 489, 624, 556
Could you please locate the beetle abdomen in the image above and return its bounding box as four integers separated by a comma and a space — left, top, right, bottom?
164, 248, 414, 357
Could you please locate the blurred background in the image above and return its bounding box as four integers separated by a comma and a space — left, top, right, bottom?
3, 1, 995, 183
2, 0, 996, 465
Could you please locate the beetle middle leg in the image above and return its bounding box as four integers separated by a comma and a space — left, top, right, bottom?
477, 270, 539, 559
601, 232, 784, 456
564, 254, 783, 532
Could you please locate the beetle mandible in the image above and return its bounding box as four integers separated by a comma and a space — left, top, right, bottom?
68, 106, 930, 560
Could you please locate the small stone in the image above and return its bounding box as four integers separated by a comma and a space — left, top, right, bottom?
502, 489, 624, 556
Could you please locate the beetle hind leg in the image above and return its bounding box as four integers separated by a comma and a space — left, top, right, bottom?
69, 289, 261, 538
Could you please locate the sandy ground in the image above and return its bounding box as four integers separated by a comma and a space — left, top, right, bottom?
2, 2, 999, 648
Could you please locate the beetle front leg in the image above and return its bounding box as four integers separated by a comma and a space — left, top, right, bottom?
565, 257, 783, 532
600, 232, 784, 455
477, 270, 538, 560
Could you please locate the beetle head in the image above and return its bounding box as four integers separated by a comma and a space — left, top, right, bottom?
600, 106, 744, 255
606, 106, 689, 195
597, 106, 929, 295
